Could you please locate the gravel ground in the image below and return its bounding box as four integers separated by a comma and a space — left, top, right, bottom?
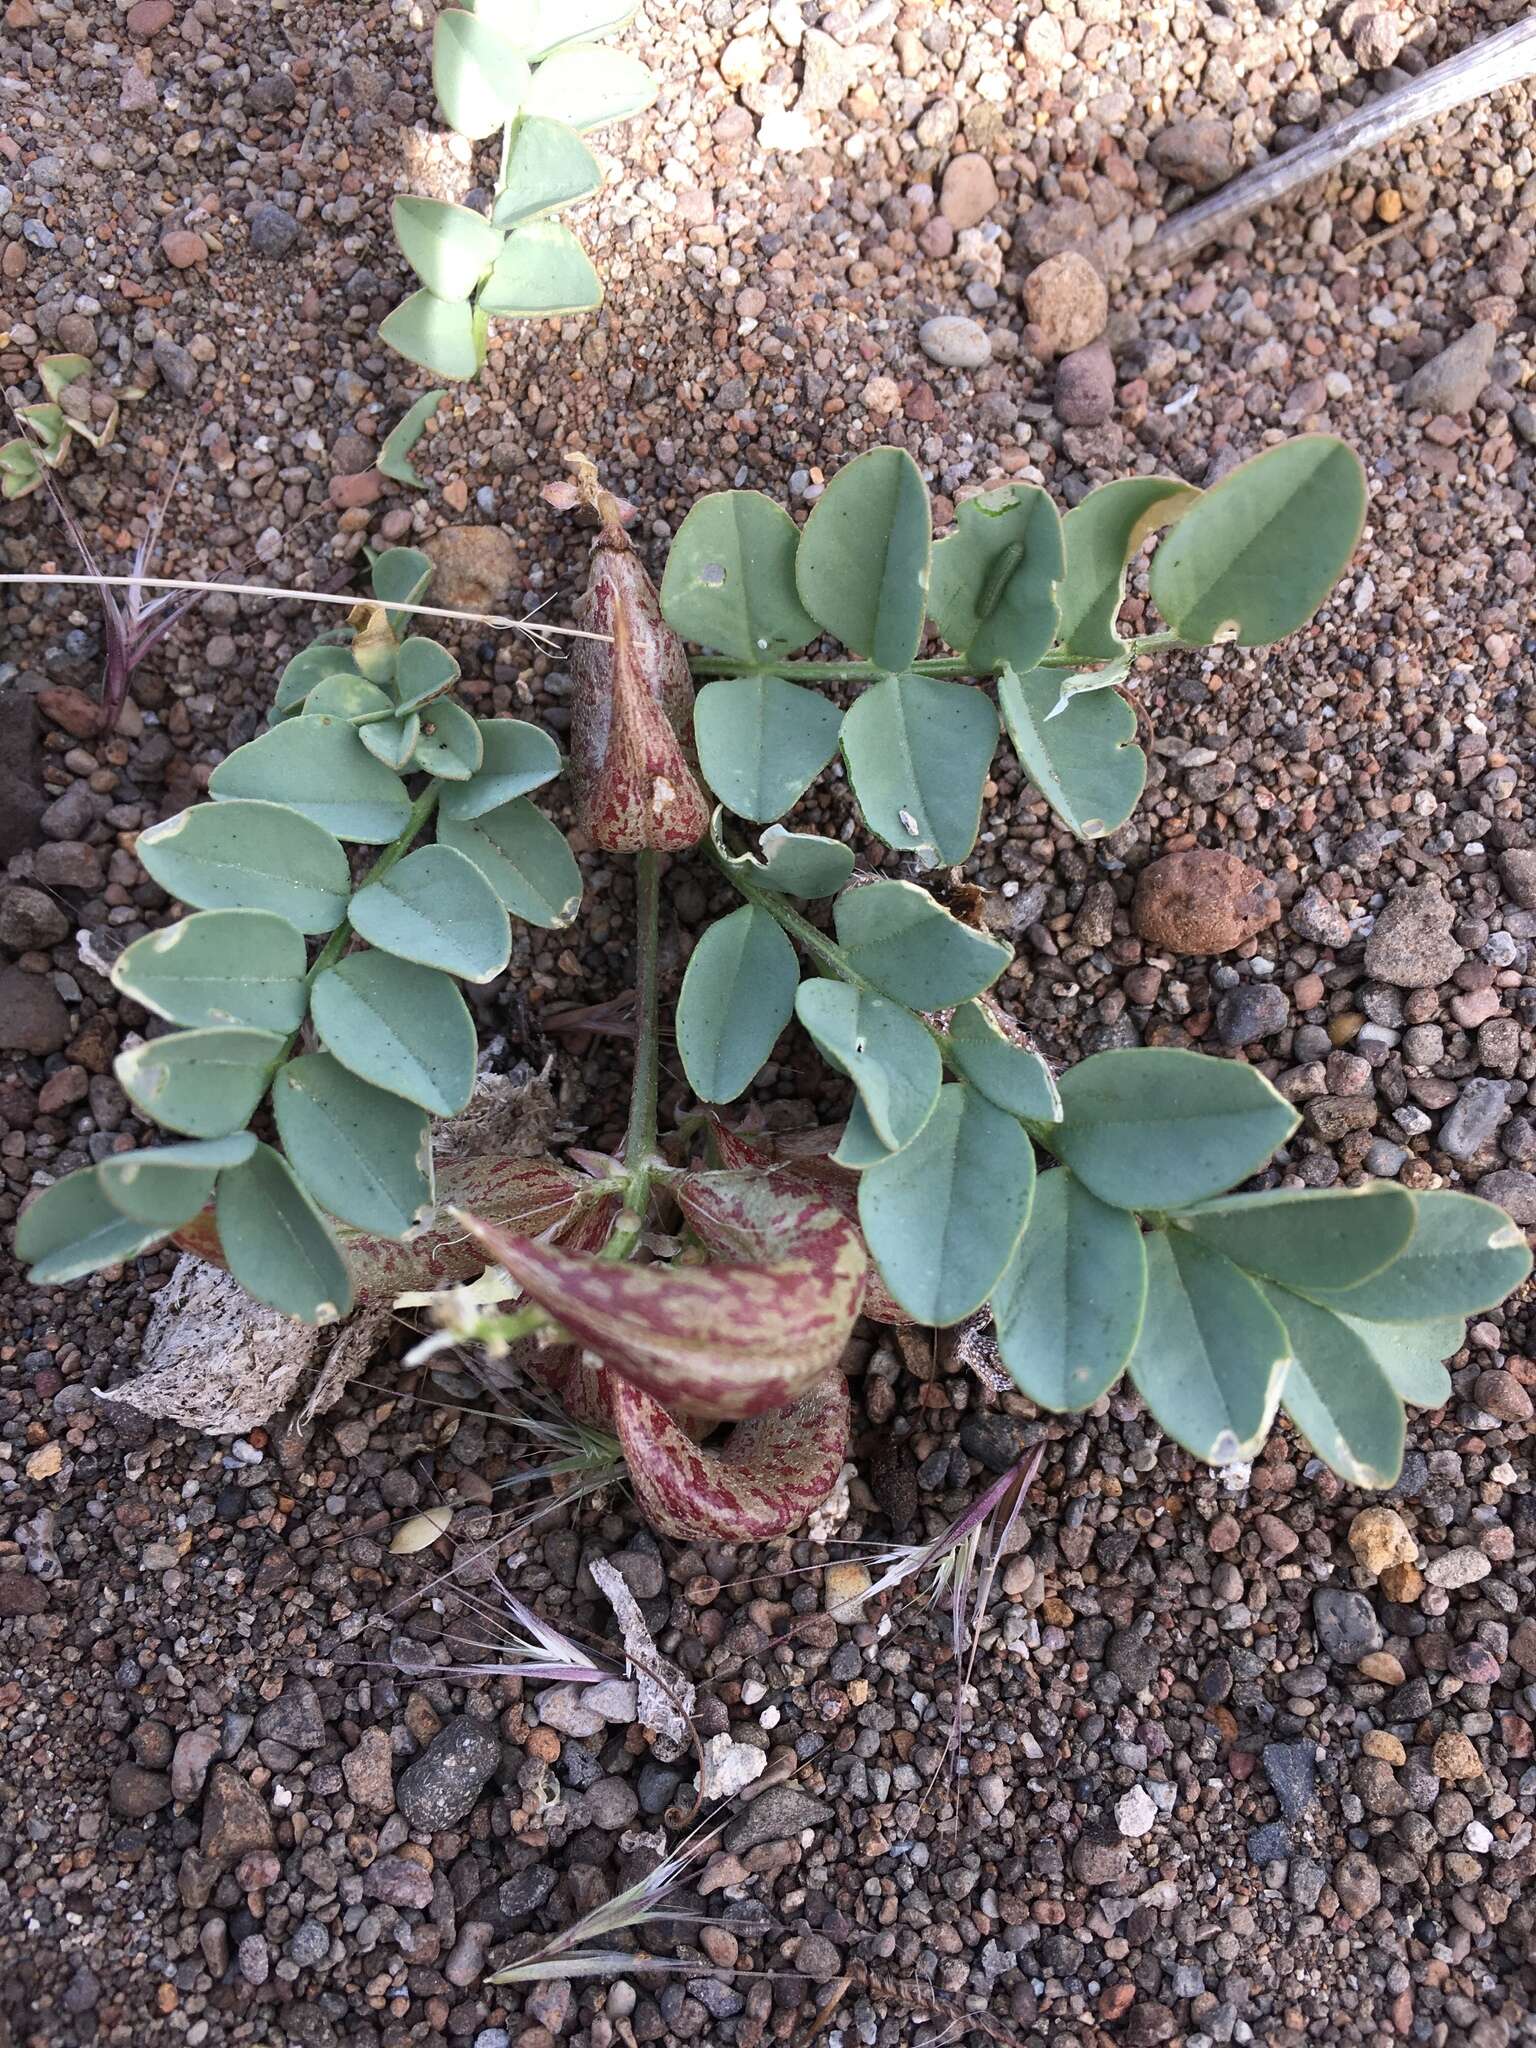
3, 1, 1536, 2043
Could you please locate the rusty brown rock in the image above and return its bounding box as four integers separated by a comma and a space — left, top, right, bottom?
1131, 850, 1279, 956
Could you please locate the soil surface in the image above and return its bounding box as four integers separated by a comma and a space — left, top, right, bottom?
3, 3, 1536, 2046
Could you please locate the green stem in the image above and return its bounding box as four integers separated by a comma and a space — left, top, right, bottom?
686, 635, 1180, 684
623, 848, 664, 1202
278, 783, 442, 1061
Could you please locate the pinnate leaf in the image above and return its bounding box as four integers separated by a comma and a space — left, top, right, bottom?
116, 1027, 284, 1138
1148, 435, 1367, 648
1051, 1047, 1298, 1212
676, 905, 799, 1104
17, 1167, 171, 1285
840, 673, 997, 867
660, 489, 818, 665
832, 879, 1009, 1009
858, 1084, 1036, 1325
347, 844, 511, 982
311, 952, 477, 1117
209, 717, 412, 843
693, 675, 842, 823
458, 1192, 867, 1421
136, 799, 350, 934
992, 1168, 1147, 1410
796, 446, 931, 672
217, 1143, 355, 1323
111, 909, 307, 1033
1293, 1189, 1531, 1323
794, 979, 941, 1152
1127, 1231, 1290, 1463
272, 1052, 434, 1235
611, 1372, 850, 1541
927, 483, 1063, 671
998, 662, 1145, 842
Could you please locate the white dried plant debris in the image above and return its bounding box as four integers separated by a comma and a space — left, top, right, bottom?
431, 1059, 559, 1164
107, 1255, 319, 1435
806, 1461, 855, 1544
698, 1735, 767, 1802
299, 1306, 393, 1425
588, 1555, 694, 1748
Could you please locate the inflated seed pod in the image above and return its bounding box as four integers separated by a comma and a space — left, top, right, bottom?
567, 462, 709, 853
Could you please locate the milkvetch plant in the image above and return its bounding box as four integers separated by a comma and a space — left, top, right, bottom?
3, 353, 127, 500
382, 1, 657, 381
17, 449, 1532, 1546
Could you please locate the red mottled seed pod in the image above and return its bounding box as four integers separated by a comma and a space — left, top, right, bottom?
568, 464, 709, 853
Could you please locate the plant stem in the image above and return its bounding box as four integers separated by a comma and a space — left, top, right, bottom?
623, 851, 664, 1210
686, 635, 1180, 684
703, 837, 883, 997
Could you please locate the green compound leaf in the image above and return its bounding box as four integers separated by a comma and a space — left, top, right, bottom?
434, 7, 532, 137
1128, 1231, 1291, 1463
840, 672, 997, 868
466, 0, 539, 37
438, 719, 561, 821
492, 115, 603, 229
116, 1026, 285, 1139
209, 717, 412, 844
660, 489, 818, 665
17, 1167, 170, 1285
378, 390, 447, 488
676, 905, 799, 1104
833, 1096, 896, 1170
1261, 1284, 1404, 1488
833, 879, 1010, 1010
311, 952, 477, 1118
304, 675, 395, 721
380, 290, 489, 382
993, 1168, 1147, 1411
998, 662, 1145, 842
693, 675, 843, 824
928, 484, 1063, 672
347, 844, 511, 983
715, 819, 855, 898
217, 1143, 355, 1324
412, 698, 484, 781
1148, 436, 1367, 649
393, 196, 501, 298
1055, 476, 1199, 660
1294, 1189, 1532, 1323
111, 909, 307, 1033
477, 220, 601, 317
271, 641, 362, 720
946, 1001, 1061, 1123
524, 45, 657, 129
359, 713, 422, 770
1173, 1183, 1416, 1293
273, 1052, 434, 1236
521, 0, 638, 59
796, 446, 932, 673
439, 797, 583, 929
795, 980, 942, 1153
1052, 1047, 1299, 1213
99, 1134, 257, 1228
371, 545, 435, 614
858, 1084, 1036, 1326
1339, 1312, 1463, 1411
136, 799, 351, 934
393, 636, 461, 715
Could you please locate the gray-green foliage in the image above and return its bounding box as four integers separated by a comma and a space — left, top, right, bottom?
678, 832, 1529, 1488
661, 436, 1366, 859
382, 4, 655, 381
16, 547, 580, 1324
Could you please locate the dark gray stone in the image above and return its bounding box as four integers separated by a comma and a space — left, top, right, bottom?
1262, 1741, 1317, 1822
724, 1785, 833, 1853
396, 1716, 501, 1830
1312, 1587, 1382, 1665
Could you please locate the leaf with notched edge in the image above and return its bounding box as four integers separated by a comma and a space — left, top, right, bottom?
611, 1372, 851, 1541
457, 1186, 868, 1421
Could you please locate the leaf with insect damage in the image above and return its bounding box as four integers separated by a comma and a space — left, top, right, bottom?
927, 483, 1063, 672
459, 1176, 867, 1420
611, 1370, 850, 1541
